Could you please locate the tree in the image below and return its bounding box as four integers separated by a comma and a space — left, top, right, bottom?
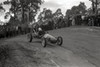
65, 2, 87, 26
38, 8, 53, 23
65, 9, 72, 17
54, 8, 63, 18
3, 0, 10, 4
87, 7, 93, 15
0, 4, 5, 11
89, 0, 100, 14
37, 8, 54, 30
72, 2, 86, 15
37, 8, 47, 23
66, 2, 87, 17
44, 9, 52, 19
10, 0, 43, 24
53, 8, 64, 28
78, 2, 87, 14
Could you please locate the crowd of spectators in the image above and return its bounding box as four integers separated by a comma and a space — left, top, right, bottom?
0, 25, 30, 39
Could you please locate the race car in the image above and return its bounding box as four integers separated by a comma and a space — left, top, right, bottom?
41, 33, 63, 47
27, 27, 63, 47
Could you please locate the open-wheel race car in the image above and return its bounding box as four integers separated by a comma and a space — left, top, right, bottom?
27, 31, 63, 47
41, 33, 63, 47
27, 23, 63, 47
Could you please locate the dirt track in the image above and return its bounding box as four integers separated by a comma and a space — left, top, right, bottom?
0, 26, 100, 67
0, 39, 57, 67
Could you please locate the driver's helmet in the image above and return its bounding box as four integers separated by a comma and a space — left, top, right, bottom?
38, 27, 45, 36
38, 27, 42, 31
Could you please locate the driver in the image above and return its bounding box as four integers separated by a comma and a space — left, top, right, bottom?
38, 27, 56, 41
38, 27, 45, 36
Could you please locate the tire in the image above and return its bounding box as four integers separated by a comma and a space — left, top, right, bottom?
41, 38, 47, 47
27, 33, 33, 42
57, 36, 63, 46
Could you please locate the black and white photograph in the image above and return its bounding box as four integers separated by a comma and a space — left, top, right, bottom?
0, 0, 100, 67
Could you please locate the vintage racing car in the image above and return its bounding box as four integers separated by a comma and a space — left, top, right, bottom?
27, 25, 63, 47
41, 33, 63, 47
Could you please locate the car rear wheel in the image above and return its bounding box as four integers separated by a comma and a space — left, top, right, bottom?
57, 36, 63, 46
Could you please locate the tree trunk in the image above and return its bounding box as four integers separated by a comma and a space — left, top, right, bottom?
22, 4, 24, 24
92, 1, 95, 14
95, 0, 98, 15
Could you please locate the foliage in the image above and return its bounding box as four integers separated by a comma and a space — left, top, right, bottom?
89, 0, 100, 14
53, 8, 63, 24
53, 8, 63, 18
53, 8, 65, 28
9, 0, 43, 23
38, 8, 53, 22
44, 9, 52, 19
66, 2, 87, 17
0, 4, 5, 11
87, 7, 93, 15
65, 9, 72, 17
37, 8, 54, 30
3, 0, 10, 5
